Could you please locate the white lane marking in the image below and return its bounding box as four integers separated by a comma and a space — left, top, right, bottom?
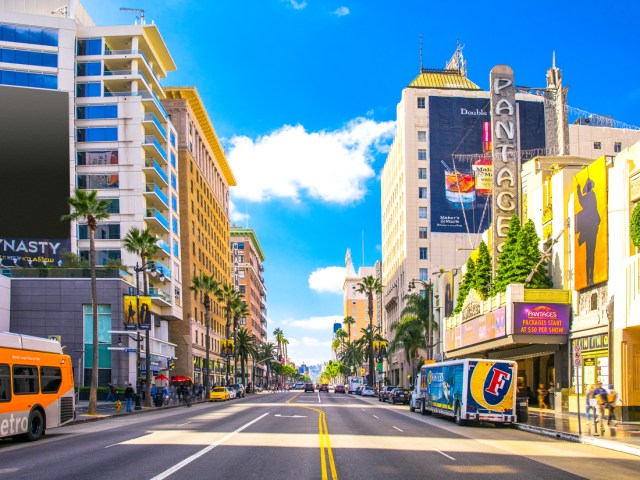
361, 408, 366, 412
149, 412, 270, 480
177, 422, 191, 426
393, 426, 403, 432
434, 449, 456, 461
317, 392, 321, 403
274, 414, 307, 418
104, 443, 119, 449
373, 415, 379, 419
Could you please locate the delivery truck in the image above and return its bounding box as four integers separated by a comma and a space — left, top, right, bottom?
417, 358, 517, 425
347, 375, 365, 394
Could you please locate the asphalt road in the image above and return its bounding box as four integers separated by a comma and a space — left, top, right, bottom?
1, 391, 639, 479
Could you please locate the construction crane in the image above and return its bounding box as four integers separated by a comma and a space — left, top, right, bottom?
120, 7, 145, 25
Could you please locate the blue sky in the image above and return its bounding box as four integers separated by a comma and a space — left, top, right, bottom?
81, 0, 640, 365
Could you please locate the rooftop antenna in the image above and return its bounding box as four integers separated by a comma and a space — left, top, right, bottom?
120, 7, 145, 25
419, 34, 423, 72
552, 50, 556, 69
51, 5, 69, 17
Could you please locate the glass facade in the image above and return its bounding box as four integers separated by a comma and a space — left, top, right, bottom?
83, 304, 112, 369
77, 82, 101, 97
0, 70, 57, 89
77, 39, 102, 56
80, 249, 121, 265
77, 174, 119, 189
77, 61, 102, 76
77, 105, 117, 119
0, 48, 57, 67
78, 224, 120, 240
77, 127, 118, 142
0, 23, 58, 46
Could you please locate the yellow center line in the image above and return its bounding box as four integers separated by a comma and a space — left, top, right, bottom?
286, 396, 338, 480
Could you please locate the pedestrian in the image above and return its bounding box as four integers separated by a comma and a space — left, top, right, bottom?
106, 383, 117, 402
592, 381, 608, 433
606, 384, 623, 425
537, 384, 548, 409
585, 384, 595, 423
162, 384, 169, 405
124, 383, 135, 413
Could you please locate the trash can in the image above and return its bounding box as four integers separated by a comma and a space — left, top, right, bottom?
134, 394, 142, 410
154, 394, 164, 407
516, 397, 529, 422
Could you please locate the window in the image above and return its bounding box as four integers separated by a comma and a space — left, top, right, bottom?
80, 250, 121, 266
417, 97, 425, 109
13, 365, 38, 394
419, 247, 428, 260
78, 223, 120, 240
419, 226, 428, 239
83, 304, 112, 368
76, 127, 118, 142
0, 48, 57, 68
418, 187, 428, 199
418, 149, 427, 161
76, 61, 101, 76
0, 364, 10, 402
76, 82, 101, 97
76, 38, 102, 56
0, 69, 57, 89
171, 173, 177, 190
172, 216, 179, 234
418, 207, 427, 219
77, 105, 117, 120
103, 199, 120, 214
419, 268, 428, 281
417, 131, 426, 142
171, 194, 178, 211
239, 269, 246, 278
239, 285, 246, 294
418, 168, 427, 180
77, 150, 118, 165
77, 174, 119, 189
0, 24, 58, 46
594, 142, 601, 150
40, 367, 62, 394
614, 142, 622, 153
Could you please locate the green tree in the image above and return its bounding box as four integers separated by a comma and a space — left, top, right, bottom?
494, 215, 521, 293
256, 342, 277, 388
517, 220, 552, 288
62, 189, 110, 415
454, 257, 476, 313
388, 317, 426, 387
474, 241, 493, 298
232, 299, 250, 383
356, 275, 383, 387
190, 273, 221, 396
400, 293, 434, 360
342, 316, 356, 342
217, 283, 241, 385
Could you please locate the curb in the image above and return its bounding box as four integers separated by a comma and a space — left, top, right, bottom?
71, 400, 208, 425
515, 423, 640, 457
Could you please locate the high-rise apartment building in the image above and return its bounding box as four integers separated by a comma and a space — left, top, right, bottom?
1, 1, 182, 385
162, 87, 236, 387
230, 228, 267, 386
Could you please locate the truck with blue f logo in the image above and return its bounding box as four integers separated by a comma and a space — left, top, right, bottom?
417, 359, 517, 425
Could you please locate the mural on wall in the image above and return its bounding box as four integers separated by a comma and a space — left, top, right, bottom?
573, 156, 608, 290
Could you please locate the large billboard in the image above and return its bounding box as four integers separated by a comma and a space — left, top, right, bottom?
573, 156, 608, 290
428, 96, 545, 233
513, 303, 570, 335
0, 85, 70, 240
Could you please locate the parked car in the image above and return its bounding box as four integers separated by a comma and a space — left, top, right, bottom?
319, 384, 329, 392
304, 383, 315, 392
379, 385, 397, 402
334, 385, 346, 394
230, 383, 245, 398
210, 386, 230, 402
361, 386, 375, 397
389, 388, 410, 405
226, 386, 237, 399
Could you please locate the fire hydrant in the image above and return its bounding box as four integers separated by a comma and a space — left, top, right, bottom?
115, 400, 122, 413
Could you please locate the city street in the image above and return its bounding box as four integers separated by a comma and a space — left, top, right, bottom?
1, 392, 638, 480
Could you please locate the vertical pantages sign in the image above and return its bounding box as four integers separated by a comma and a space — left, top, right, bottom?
490, 65, 519, 269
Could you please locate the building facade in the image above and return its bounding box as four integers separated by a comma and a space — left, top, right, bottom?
162, 87, 236, 387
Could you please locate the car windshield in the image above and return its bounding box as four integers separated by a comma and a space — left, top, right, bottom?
213, 387, 225, 392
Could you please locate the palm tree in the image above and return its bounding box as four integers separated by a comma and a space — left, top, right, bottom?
232, 299, 250, 384
388, 317, 426, 387
236, 327, 258, 389
400, 293, 436, 363
281, 337, 289, 365
273, 328, 285, 362
331, 338, 341, 359
256, 341, 276, 388
356, 275, 383, 387
335, 328, 348, 350
123, 226, 159, 408
190, 273, 222, 397
343, 316, 356, 342
62, 189, 110, 415
217, 283, 241, 385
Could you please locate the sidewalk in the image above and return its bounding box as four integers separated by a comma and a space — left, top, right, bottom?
518, 407, 640, 457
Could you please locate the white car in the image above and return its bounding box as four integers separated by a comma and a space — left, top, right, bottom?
226, 387, 237, 399
361, 386, 375, 397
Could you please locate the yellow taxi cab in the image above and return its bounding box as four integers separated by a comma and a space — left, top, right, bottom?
210, 386, 230, 402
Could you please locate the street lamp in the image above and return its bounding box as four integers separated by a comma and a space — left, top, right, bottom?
203, 295, 211, 398
408, 279, 434, 361
133, 260, 165, 407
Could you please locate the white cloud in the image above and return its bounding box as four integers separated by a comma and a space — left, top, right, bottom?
286, 336, 333, 365
227, 118, 395, 204
285, 0, 307, 9
332, 6, 350, 17
308, 266, 346, 294
281, 314, 342, 330
229, 200, 249, 224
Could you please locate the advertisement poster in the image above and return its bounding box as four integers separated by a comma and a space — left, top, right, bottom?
573, 156, 608, 290
0, 237, 70, 266
428, 97, 545, 234
513, 303, 570, 335
467, 360, 515, 414
123, 295, 152, 330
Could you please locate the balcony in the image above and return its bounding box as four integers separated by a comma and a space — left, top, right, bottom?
153, 260, 171, 280
143, 158, 168, 186
144, 183, 169, 210
143, 135, 167, 163
143, 112, 166, 139
156, 239, 171, 256
145, 208, 170, 233
140, 90, 169, 122
149, 286, 172, 306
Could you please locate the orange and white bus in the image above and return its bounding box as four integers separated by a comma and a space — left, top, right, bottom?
0, 331, 75, 441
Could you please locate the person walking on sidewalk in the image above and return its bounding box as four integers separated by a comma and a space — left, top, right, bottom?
585, 384, 595, 423
537, 384, 549, 409
606, 384, 623, 426
124, 383, 135, 412
592, 382, 608, 433
106, 383, 117, 402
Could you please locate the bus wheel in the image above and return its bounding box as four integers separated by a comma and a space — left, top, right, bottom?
26, 409, 44, 441
454, 403, 465, 426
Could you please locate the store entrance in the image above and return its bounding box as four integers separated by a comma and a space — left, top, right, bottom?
517, 353, 555, 408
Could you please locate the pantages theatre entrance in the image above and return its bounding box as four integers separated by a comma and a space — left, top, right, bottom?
444, 285, 571, 410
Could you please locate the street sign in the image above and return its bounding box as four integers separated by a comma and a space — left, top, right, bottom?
124, 348, 137, 353
573, 344, 582, 367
